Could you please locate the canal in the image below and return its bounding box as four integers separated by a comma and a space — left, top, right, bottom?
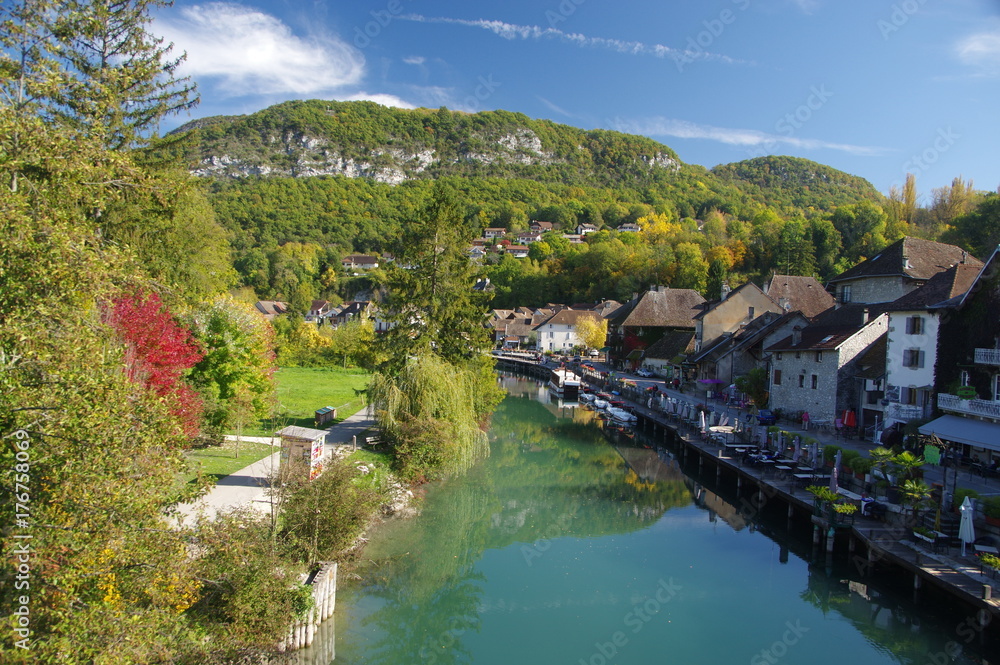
307, 375, 992, 664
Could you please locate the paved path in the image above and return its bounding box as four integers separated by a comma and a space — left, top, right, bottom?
174, 406, 376, 526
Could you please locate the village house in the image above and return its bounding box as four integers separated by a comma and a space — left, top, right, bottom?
341, 254, 380, 273
254, 300, 289, 321
506, 245, 530, 258
529, 220, 554, 233
825, 236, 978, 305
762, 274, 836, 318
606, 286, 705, 370
880, 262, 981, 431
576, 223, 598, 235
919, 247, 1000, 468
517, 231, 542, 244
617, 222, 641, 233
766, 304, 889, 426
483, 227, 507, 240
534, 308, 603, 353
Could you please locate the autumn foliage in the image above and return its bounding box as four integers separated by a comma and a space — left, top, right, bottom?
107, 292, 204, 436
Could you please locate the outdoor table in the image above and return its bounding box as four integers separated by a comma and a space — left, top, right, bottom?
774, 464, 793, 478
974, 544, 999, 555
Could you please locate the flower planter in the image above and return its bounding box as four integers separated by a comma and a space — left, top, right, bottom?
912, 530, 935, 544
986, 515, 1000, 528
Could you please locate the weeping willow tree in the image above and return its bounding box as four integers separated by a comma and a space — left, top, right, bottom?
370, 354, 496, 481
371, 182, 504, 481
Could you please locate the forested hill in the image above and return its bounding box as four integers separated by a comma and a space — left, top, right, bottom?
712, 156, 884, 212
176, 101, 882, 212
176, 100, 685, 188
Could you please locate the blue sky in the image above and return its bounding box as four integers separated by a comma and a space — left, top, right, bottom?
154, 0, 1000, 200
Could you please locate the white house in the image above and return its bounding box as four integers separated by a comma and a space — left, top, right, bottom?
534, 309, 602, 353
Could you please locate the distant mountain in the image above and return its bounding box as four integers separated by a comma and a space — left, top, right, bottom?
711, 155, 884, 212
175, 100, 685, 188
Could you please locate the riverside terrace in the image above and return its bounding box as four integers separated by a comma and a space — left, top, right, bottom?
493, 353, 1000, 623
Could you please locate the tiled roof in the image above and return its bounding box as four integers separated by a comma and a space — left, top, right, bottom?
884, 263, 981, 310
536, 309, 600, 327
765, 303, 888, 352
764, 274, 836, 318
610, 288, 705, 329
827, 237, 981, 284
643, 330, 697, 361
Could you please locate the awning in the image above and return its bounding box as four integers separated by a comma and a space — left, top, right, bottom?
918, 414, 1000, 452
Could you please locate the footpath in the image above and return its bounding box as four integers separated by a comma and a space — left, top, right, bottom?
173, 406, 375, 526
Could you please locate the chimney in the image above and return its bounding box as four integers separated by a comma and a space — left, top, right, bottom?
862, 307, 869, 324
721, 282, 731, 300
792, 326, 802, 346
961, 251, 968, 264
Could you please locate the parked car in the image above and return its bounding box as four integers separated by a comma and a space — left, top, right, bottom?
636, 368, 654, 378
755, 409, 777, 426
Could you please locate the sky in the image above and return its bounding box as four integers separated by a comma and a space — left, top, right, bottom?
153, 0, 1000, 200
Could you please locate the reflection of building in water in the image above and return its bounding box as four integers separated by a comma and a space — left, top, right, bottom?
689, 482, 748, 531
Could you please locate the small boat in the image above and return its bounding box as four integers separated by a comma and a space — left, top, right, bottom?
592, 398, 609, 410
579, 393, 596, 403
548, 367, 581, 399
607, 407, 637, 424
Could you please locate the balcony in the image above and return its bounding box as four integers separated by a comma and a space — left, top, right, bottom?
974, 348, 1000, 365
885, 402, 928, 422
938, 393, 1000, 419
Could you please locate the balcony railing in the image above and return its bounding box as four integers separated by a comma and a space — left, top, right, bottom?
938, 393, 1000, 419
974, 348, 1000, 365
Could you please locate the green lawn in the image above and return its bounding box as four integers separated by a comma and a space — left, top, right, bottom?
243, 366, 372, 437
181, 439, 278, 485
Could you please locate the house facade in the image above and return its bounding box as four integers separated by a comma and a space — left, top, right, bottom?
607, 286, 705, 370
881, 263, 981, 429
534, 309, 602, 353
920, 249, 1000, 466
766, 305, 888, 423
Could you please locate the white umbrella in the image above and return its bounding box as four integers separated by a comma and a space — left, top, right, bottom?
959, 496, 976, 557
699, 410, 706, 433
719, 415, 729, 428
793, 438, 801, 463
829, 449, 842, 493
811, 441, 819, 467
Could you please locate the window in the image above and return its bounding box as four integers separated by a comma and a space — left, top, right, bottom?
748, 306, 755, 320
906, 316, 924, 335
995, 375, 1000, 401
815, 351, 823, 363
960, 370, 970, 386
903, 349, 925, 368
798, 375, 805, 388
773, 369, 782, 386
840, 285, 852, 303
776, 352, 783, 360
811, 374, 818, 389
901, 387, 917, 405
795, 351, 801, 359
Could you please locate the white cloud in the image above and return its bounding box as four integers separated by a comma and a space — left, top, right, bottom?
537, 96, 574, 119
401, 15, 749, 66
403, 56, 426, 66
788, 0, 821, 14
338, 92, 416, 109
956, 28, 1000, 75
612, 117, 887, 156
155, 2, 364, 96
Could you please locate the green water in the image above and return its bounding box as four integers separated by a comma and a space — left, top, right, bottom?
318, 376, 991, 664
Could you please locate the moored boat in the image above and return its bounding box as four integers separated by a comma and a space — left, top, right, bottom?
548, 368, 581, 399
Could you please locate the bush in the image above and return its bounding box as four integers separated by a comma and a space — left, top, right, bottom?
983, 495, 1000, 519
823, 444, 842, 463
848, 457, 873, 474
841, 448, 861, 467
952, 487, 980, 510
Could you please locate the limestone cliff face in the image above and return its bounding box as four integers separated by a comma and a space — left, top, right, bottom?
180, 100, 682, 185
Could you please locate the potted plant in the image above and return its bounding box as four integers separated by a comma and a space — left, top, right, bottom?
912, 525, 936, 543
901, 479, 932, 522
832, 502, 858, 526
980, 553, 1000, 578
849, 457, 873, 481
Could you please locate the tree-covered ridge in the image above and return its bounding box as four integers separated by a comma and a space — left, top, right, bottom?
179, 100, 702, 186
711, 155, 885, 214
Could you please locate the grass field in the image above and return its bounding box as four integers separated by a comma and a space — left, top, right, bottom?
243, 366, 372, 437
183, 439, 278, 484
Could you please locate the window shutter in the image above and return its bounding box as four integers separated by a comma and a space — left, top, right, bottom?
917, 350, 925, 368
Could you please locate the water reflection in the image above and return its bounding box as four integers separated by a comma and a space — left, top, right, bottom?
314, 376, 991, 665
